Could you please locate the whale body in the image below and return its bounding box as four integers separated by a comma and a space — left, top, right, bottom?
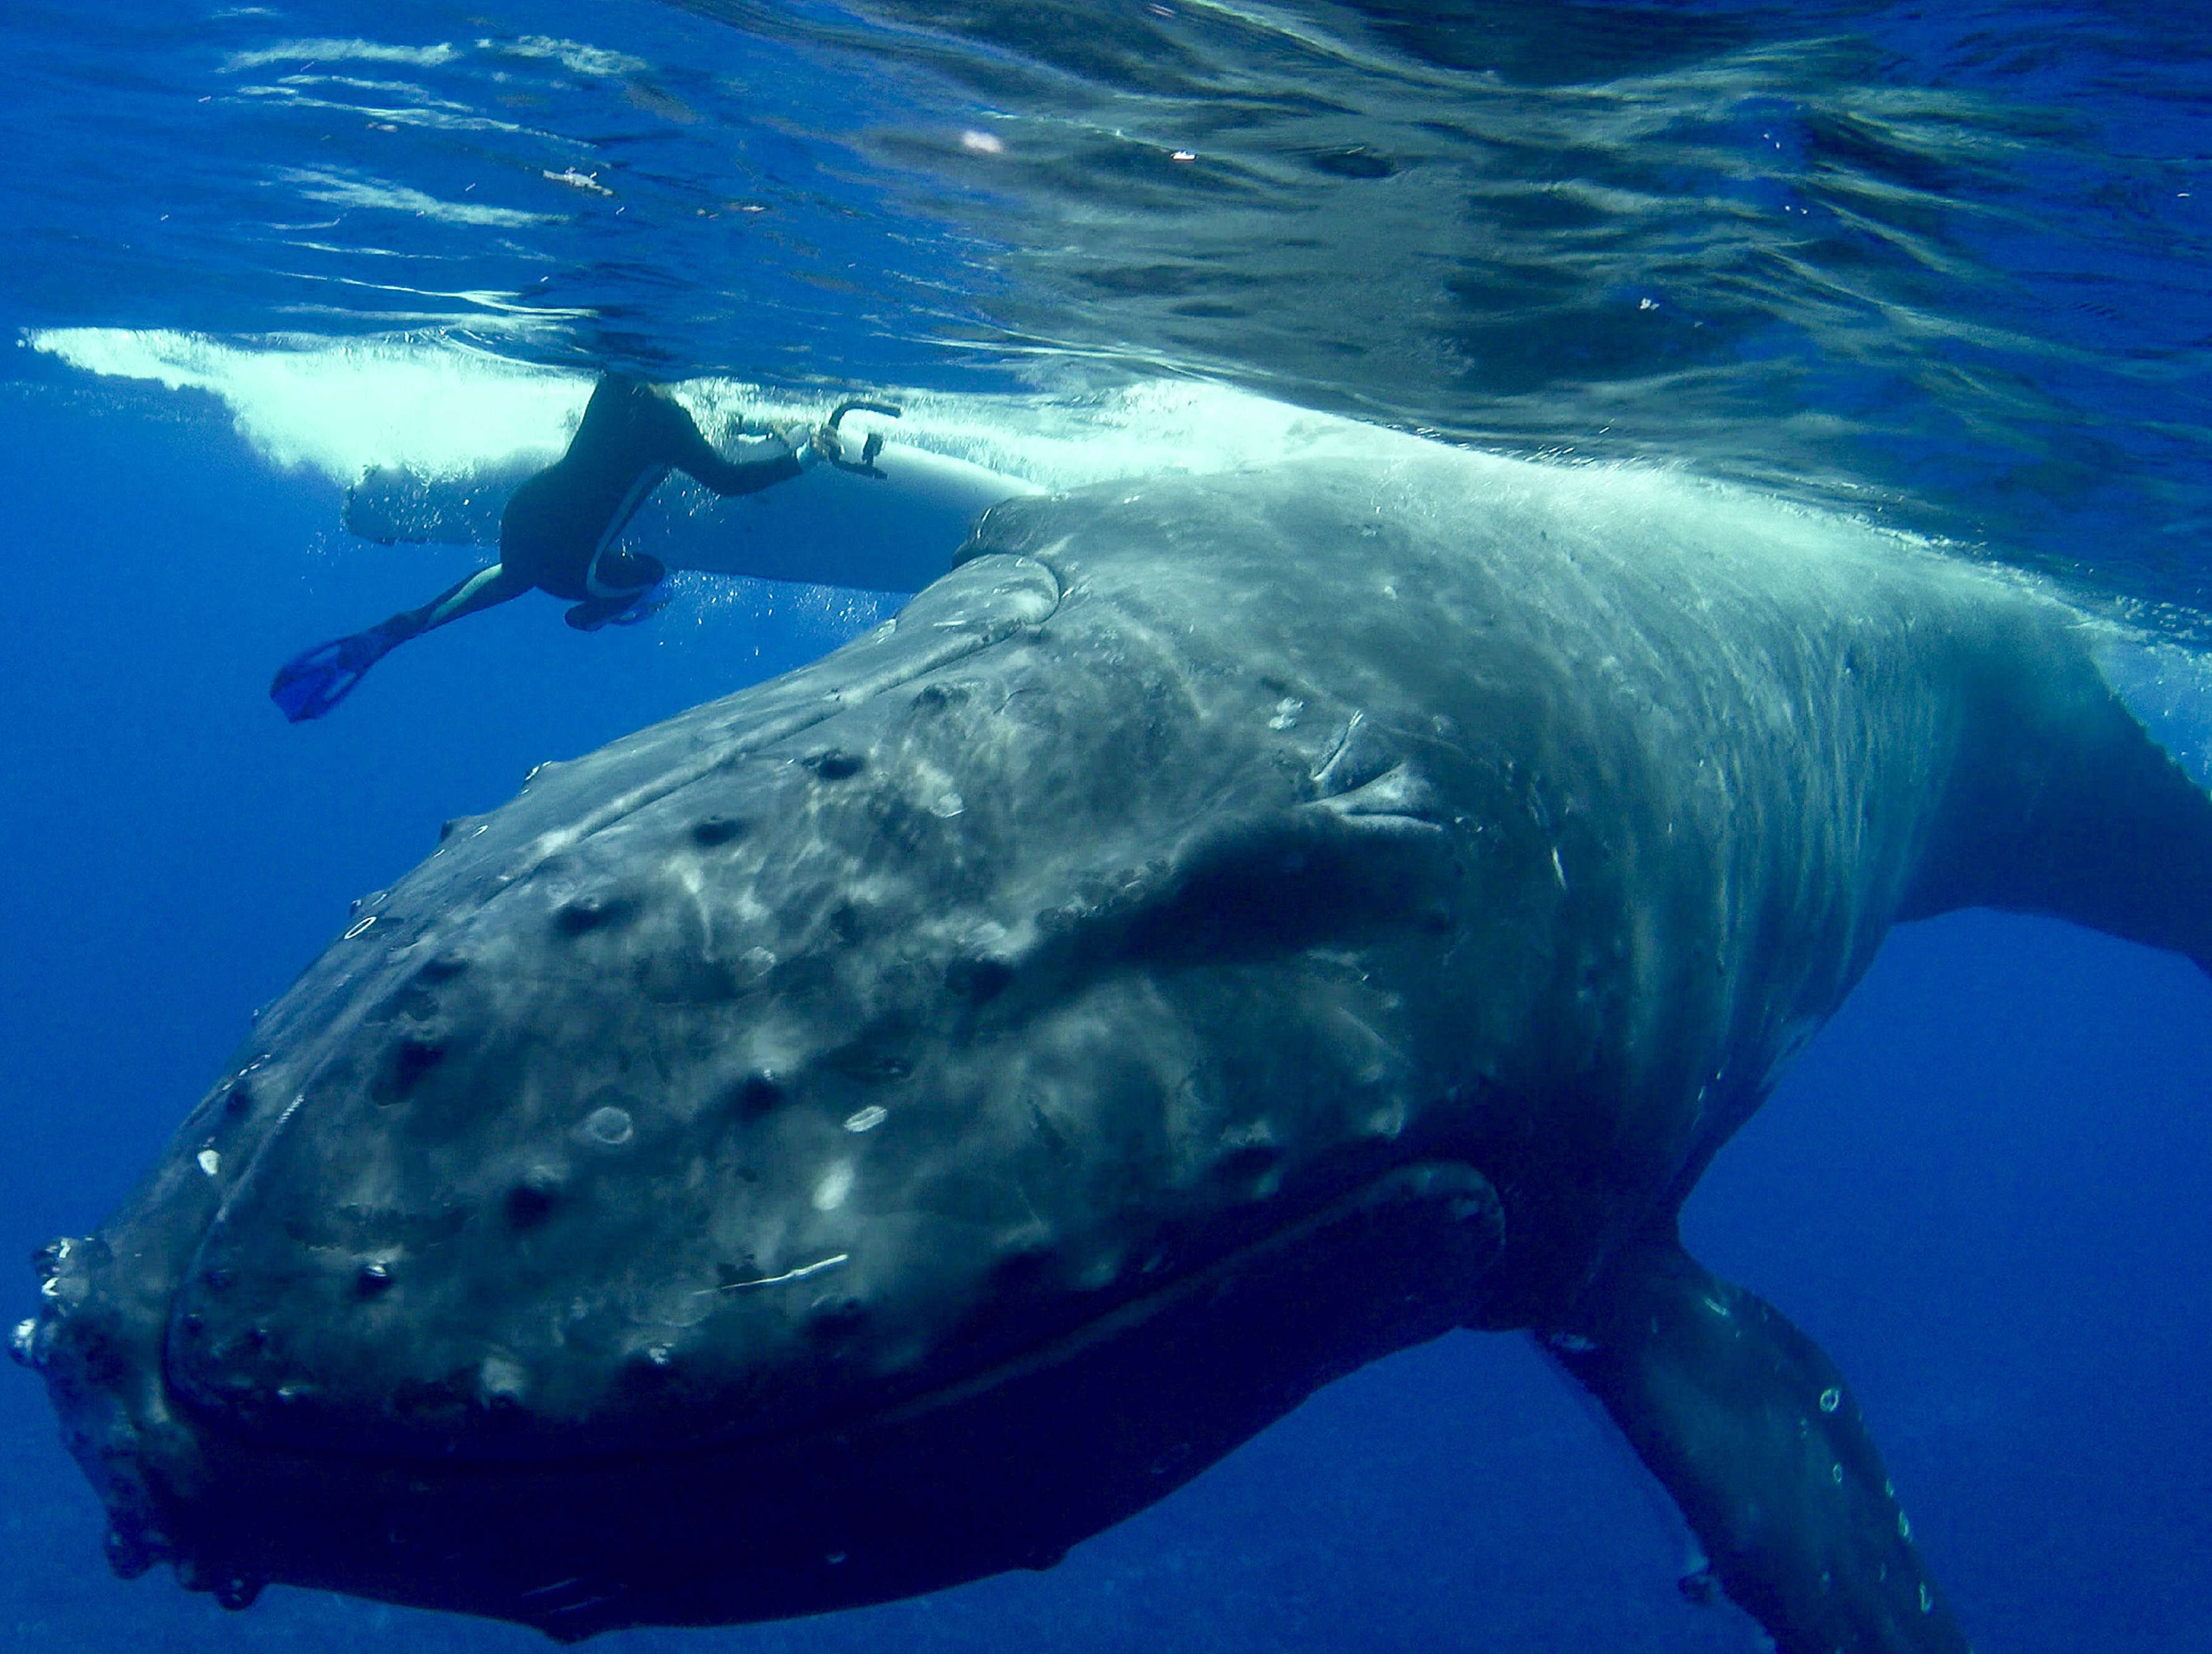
19, 439, 2212, 1652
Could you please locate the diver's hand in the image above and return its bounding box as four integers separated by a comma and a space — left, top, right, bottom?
779, 420, 845, 469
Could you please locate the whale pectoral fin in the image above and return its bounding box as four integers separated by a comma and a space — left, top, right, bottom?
1546, 1238, 1969, 1654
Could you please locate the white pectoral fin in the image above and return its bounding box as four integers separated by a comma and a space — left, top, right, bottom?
672, 443, 1038, 593
1906, 617, 2212, 977
343, 457, 546, 547
2093, 631, 2212, 794
345, 444, 1038, 595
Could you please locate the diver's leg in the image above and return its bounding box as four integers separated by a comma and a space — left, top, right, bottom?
418, 562, 531, 630
270, 564, 529, 722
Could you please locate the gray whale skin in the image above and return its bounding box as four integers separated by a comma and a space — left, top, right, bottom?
21, 446, 2212, 1653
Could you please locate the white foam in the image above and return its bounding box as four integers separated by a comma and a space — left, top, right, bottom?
224, 34, 649, 81
277, 169, 554, 228
20, 325, 1951, 592
29, 325, 1429, 491
30, 329, 587, 479
674, 371, 1430, 492
496, 36, 649, 79
224, 38, 462, 72
27, 325, 2212, 731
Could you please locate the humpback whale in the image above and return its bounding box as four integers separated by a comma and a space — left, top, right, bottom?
16, 436, 2210, 1653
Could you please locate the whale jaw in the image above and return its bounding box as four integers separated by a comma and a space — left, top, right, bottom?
28, 1162, 1503, 1637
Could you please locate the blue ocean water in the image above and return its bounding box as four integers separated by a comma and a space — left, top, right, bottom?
1, 3, 2208, 1651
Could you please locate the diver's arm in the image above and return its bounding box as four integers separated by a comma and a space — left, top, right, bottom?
658, 400, 847, 497
642, 394, 807, 497
679, 441, 805, 497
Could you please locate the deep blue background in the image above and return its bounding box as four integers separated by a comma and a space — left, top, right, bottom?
2, 381, 2207, 1652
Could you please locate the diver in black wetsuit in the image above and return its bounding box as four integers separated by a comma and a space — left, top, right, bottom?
271, 374, 842, 722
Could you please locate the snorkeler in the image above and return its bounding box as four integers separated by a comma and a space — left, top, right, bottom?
270, 374, 843, 722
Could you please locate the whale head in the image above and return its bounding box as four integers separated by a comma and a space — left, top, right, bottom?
22, 481, 1521, 1637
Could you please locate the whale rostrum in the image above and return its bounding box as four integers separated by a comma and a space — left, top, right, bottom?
20, 444, 2212, 1651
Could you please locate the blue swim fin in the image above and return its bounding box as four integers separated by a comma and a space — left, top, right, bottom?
564, 579, 672, 633
268, 622, 411, 722
607, 578, 673, 627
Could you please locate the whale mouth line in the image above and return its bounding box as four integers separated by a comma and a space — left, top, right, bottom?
158, 1159, 1493, 1479
852, 1165, 1479, 1437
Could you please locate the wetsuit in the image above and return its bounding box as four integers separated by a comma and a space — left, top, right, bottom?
272, 375, 814, 721
496, 373, 805, 625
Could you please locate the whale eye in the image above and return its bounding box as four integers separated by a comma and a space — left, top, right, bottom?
1121, 813, 1447, 965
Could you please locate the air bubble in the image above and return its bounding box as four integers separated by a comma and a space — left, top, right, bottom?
843, 1105, 888, 1133
1818, 1386, 1841, 1413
